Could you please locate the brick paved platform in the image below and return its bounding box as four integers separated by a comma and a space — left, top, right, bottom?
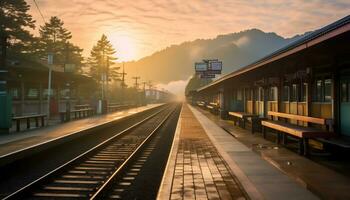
159, 104, 249, 200
194, 105, 350, 199
158, 104, 317, 200
0, 104, 163, 158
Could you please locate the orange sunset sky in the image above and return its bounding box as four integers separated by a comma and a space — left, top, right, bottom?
27, 0, 350, 62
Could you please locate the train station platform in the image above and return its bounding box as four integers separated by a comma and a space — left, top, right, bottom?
0, 104, 163, 158
181, 105, 350, 199
158, 104, 318, 200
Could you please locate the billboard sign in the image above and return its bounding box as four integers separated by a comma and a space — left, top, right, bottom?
205, 70, 221, 74
195, 62, 207, 72
200, 74, 215, 79
209, 61, 222, 71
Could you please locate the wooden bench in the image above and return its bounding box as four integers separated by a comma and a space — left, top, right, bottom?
12, 114, 46, 132
228, 112, 261, 133
196, 101, 205, 108
206, 102, 219, 114
60, 108, 94, 122
261, 111, 333, 155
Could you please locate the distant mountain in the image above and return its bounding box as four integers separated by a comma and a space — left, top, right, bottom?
123, 29, 307, 84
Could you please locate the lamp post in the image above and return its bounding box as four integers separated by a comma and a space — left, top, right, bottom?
46, 53, 53, 123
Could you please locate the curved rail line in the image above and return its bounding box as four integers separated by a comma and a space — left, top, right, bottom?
3, 104, 177, 200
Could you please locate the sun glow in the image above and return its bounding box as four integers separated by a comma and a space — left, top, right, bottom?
109, 34, 138, 62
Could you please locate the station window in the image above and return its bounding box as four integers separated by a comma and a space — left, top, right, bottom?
245, 89, 252, 101
341, 81, 350, 102
43, 89, 56, 99
269, 87, 277, 101
9, 88, 20, 100
60, 89, 70, 99
301, 83, 307, 102
26, 88, 39, 99
313, 79, 332, 102
324, 79, 332, 102
236, 89, 243, 101
282, 85, 289, 101
291, 84, 299, 102
258, 87, 264, 101
341, 82, 348, 102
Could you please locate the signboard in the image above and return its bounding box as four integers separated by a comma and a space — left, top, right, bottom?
205, 70, 221, 75
195, 62, 207, 72
200, 74, 215, 79
209, 61, 222, 71
47, 53, 54, 65
195, 59, 223, 78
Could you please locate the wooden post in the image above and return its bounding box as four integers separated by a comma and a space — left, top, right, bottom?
307, 68, 313, 117
332, 67, 339, 133
243, 88, 246, 112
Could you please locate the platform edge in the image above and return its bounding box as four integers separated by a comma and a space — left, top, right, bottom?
156, 103, 183, 200
188, 104, 264, 200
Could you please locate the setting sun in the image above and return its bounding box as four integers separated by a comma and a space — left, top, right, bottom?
109, 34, 137, 62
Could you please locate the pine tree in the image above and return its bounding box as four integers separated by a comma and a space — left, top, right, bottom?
87, 34, 120, 83
0, 0, 35, 57
35, 16, 83, 71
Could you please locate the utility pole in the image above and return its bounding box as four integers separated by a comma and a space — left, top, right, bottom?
145, 81, 152, 103
121, 63, 127, 88
132, 76, 140, 105
120, 63, 127, 103
132, 76, 140, 90
142, 82, 146, 91
146, 80, 153, 90
142, 81, 147, 105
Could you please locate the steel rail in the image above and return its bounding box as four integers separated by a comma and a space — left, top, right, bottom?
90, 105, 177, 199
3, 105, 174, 200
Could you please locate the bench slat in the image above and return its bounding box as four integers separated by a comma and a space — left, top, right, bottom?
229, 112, 257, 119
262, 120, 332, 138
13, 114, 46, 120
267, 111, 331, 125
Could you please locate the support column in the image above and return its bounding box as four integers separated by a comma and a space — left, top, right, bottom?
219, 87, 229, 119
263, 85, 269, 118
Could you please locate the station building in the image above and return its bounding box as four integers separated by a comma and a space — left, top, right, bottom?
192, 15, 350, 138
5, 61, 94, 116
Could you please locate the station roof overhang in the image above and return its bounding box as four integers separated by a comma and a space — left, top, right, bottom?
197, 15, 350, 94
6, 63, 93, 86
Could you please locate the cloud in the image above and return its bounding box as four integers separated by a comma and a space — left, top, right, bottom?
26, 0, 350, 61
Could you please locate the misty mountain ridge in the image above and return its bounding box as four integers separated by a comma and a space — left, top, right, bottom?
124, 29, 308, 84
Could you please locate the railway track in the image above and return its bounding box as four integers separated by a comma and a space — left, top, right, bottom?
3, 104, 179, 200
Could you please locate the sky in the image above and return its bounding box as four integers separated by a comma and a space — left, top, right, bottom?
27, 0, 350, 62
26, 0, 350, 97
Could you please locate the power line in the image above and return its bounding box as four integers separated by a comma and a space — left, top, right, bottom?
33, 0, 46, 23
